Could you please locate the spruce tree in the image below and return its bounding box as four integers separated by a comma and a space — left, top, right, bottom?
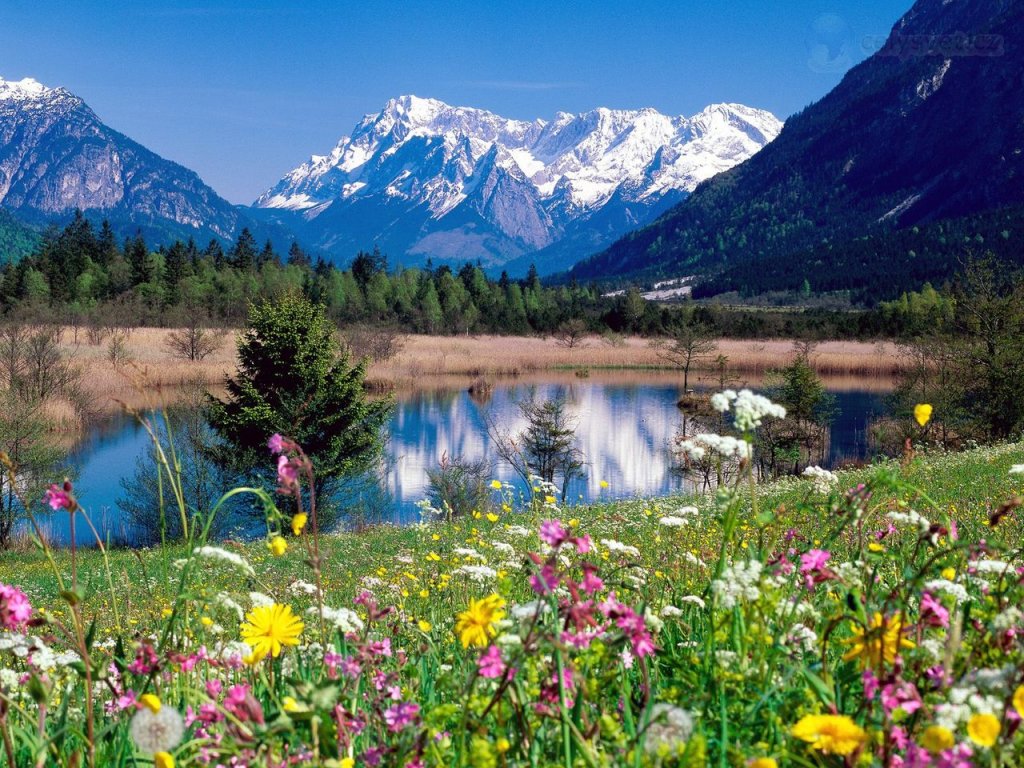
206, 293, 392, 515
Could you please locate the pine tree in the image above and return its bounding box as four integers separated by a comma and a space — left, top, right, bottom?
206, 293, 392, 515
228, 228, 257, 270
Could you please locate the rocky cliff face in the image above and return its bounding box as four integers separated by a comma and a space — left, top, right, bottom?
0, 76, 249, 243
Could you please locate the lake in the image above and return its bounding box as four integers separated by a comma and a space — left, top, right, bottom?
38, 373, 889, 545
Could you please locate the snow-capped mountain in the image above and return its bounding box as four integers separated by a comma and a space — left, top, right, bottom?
0, 75, 259, 244
255, 96, 782, 273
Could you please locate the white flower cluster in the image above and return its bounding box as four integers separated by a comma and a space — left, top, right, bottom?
935, 685, 1005, 731
600, 539, 641, 558
504, 525, 532, 538
678, 433, 751, 462
249, 592, 275, 608
802, 465, 839, 494
213, 593, 244, 620
192, 546, 255, 577
711, 389, 787, 432
314, 606, 365, 634
643, 704, 695, 755
782, 623, 819, 654
1010, 464, 1024, 474
970, 559, 1013, 575
453, 564, 498, 583
712, 559, 763, 609
923, 578, 970, 603
660, 506, 699, 527
887, 509, 932, 534
489, 540, 515, 557
287, 580, 320, 597
453, 547, 486, 561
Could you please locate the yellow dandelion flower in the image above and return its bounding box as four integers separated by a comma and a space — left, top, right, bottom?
842, 612, 914, 668
282, 696, 300, 712
291, 513, 308, 536
154, 753, 175, 768
454, 593, 505, 648
941, 567, 956, 580
200, 616, 213, 627
426, 552, 441, 562
599, 480, 609, 489
791, 714, 867, 755
914, 403, 933, 427
268, 536, 287, 556
340, 758, 355, 768
139, 694, 161, 714
485, 512, 499, 523
920, 725, 955, 755
1013, 685, 1024, 718
240, 604, 304, 658
544, 495, 556, 504
418, 619, 432, 632
490, 479, 503, 490
496, 738, 511, 754
748, 759, 777, 768
967, 713, 1000, 747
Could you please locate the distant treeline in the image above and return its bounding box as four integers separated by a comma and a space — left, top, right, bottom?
0, 210, 988, 341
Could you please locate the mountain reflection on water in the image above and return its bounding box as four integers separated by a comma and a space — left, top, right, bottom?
42, 375, 887, 545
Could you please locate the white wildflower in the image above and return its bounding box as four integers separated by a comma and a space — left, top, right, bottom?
249, 592, 275, 608
453, 564, 498, 583
924, 579, 970, 603
660, 605, 683, 618
193, 546, 255, 577
213, 593, 245, 620
712, 559, 763, 609
287, 580, 320, 597
679, 595, 707, 609
504, 525, 532, 538
802, 465, 839, 494
643, 704, 694, 755
314, 606, 365, 634
970, 559, 1013, 575
711, 389, 787, 431
887, 509, 932, 534
510, 601, 550, 621
600, 539, 641, 558
782, 623, 818, 654
1009, 464, 1024, 474
658, 515, 688, 528
490, 541, 516, 556
453, 547, 486, 561
993, 607, 1022, 631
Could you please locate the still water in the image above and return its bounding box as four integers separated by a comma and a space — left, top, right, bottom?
41, 376, 888, 545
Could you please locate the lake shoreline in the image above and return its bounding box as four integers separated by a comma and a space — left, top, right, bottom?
53, 329, 903, 424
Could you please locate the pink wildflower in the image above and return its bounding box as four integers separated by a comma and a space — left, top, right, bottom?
43, 483, 74, 511
580, 564, 604, 595
920, 592, 950, 628
277, 455, 298, 487
539, 520, 569, 548
267, 433, 285, 454
384, 701, 420, 732
530, 563, 559, 595
0, 583, 32, 629
478, 645, 506, 679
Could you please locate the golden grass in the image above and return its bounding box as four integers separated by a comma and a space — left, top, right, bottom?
51, 328, 902, 418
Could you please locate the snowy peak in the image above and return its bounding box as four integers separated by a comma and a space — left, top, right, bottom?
0, 76, 54, 101
253, 96, 782, 272
257, 97, 781, 212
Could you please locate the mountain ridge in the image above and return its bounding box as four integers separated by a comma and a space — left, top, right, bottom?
255, 95, 782, 274
564, 0, 1024, 289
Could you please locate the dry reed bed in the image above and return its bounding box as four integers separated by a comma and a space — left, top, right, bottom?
53, 329, 903, 417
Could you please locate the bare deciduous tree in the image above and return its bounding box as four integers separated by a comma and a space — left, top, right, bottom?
554, 318, 589, 349
650, 324, 718, 393
165, 322, 226, 362
486, 394, 586, 502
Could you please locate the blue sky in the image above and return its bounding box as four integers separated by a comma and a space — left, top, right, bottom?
1, 0, 910, 203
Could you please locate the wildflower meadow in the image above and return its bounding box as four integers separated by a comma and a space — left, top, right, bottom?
1, 391, 1024, 767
